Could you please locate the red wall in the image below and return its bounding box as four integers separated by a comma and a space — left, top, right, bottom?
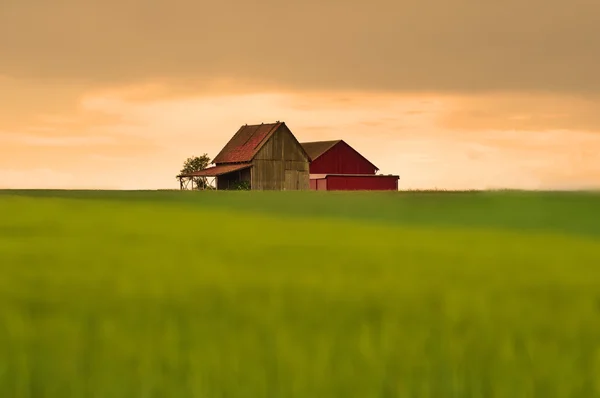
325, 175, 398, 191
309, 141, 377, 175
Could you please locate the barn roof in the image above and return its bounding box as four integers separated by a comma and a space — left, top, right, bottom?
178, 163, 251, 177
300, 140, 342, 161
213, 122, 283, 164
300, 140, 379, 171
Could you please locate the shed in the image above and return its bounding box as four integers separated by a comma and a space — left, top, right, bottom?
309, 174, 399, 191
178, 122, 311, 190
301, 140, 400, 191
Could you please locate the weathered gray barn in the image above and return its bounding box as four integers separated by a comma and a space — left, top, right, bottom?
178, 122, 311, 190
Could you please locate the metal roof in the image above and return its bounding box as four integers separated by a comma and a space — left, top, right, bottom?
178, 163, 252, 177
212, 122, 283, 164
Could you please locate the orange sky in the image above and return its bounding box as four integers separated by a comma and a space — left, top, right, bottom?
1, 0, 599, 190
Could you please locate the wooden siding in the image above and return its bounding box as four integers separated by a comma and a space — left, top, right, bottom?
251, 125, 310, 190
309, 141, 378, 175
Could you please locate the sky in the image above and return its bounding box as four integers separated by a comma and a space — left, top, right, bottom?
1, 0, 599, 190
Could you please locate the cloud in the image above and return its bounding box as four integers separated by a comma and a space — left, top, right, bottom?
0, 167, 135, 190
442, 94, 600, 132
1, 83, 600, 191
1, 0, 598, 94
0, 76, 89, 129
0, 131, 116, 147
0, 168, 78, 189
76, 88, 446, 149
389, 130, 600, 190
65, 88, 600, 190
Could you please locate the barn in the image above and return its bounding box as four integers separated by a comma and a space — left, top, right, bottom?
301, 140, 400, 191
178, 122, 311, 190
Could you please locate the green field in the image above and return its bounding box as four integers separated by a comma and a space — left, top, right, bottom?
1, 189, 600, 397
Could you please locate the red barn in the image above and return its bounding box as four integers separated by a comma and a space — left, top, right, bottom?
301, 140, 399, 191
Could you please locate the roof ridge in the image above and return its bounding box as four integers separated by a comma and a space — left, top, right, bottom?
300, 139, 342, 143
253, 122, 281, 149
300, 140, 343, 161
212, 122, 285, 164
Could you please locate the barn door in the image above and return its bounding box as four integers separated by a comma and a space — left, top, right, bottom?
285, 169, 303, 190
298, 170, 309, 190
284, 169, 294, 190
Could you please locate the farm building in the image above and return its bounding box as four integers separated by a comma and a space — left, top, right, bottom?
301, 140, 400, 191
178, 122, 311, 190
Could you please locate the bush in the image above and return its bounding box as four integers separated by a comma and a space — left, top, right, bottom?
231, 181, 251, 190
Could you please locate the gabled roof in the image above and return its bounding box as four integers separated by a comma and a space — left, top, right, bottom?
213, 122, 283, 164
300, 140, 379, 171
300, 140, 342, 161
178, 163, 251, 178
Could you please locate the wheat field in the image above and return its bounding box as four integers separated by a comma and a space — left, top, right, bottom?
1, 190, 599, 397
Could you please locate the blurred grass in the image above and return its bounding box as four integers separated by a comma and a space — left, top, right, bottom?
1, 190, 600, 397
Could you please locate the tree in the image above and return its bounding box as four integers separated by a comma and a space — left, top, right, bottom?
178, 154, 212, 189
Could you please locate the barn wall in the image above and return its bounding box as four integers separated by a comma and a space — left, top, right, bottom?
325, 175, 399, 191
309, 141, 378, 175
252, 125, 310, 190
216, 168, 251, 190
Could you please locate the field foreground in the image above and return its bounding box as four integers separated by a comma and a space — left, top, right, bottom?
1, 190, 600, 398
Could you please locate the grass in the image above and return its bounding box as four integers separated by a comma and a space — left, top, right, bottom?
1, 189, 600, 397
